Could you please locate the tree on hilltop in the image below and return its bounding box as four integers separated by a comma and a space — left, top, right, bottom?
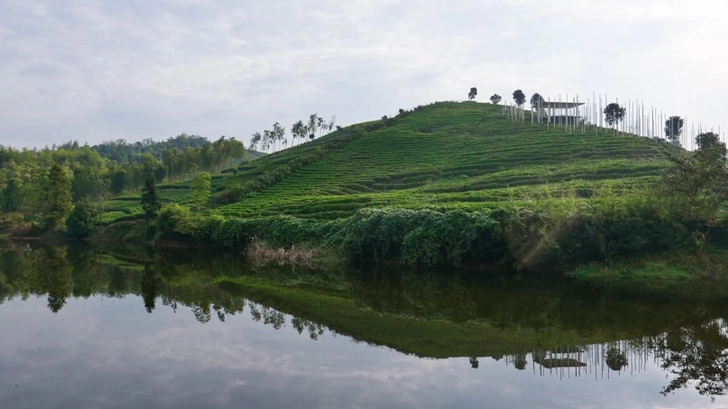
308, 114, 319, 140
468, 87, 478, 100
249, 132, 262, 151
489, 94, 502, 105
665, 116, 684, 146
512, 89, 526, 107
603, 103, 626, 129
696, 132, 725, 154
291, 120, 308, 146
530, 93, 545, 110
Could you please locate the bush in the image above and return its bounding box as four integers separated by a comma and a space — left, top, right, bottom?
154, 204, 192, 239
335, 208, 503, 266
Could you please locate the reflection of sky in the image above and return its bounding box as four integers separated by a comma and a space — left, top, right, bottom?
0, 296, 724, 409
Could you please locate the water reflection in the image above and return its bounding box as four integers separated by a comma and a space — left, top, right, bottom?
1, 241, 728, 405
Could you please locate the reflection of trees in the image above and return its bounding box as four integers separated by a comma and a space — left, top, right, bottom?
652, 320, 728, 399
513, 353, 527, 370
605, 345, 628, 371
67, 242, 101, 298
263, 307, 286, 330
36, 247, 73, 313
290, 316, 327, 340
141, 265, 159, 313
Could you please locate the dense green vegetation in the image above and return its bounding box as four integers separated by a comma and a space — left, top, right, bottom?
4, 101, 727, 275
0, 133, 251, 232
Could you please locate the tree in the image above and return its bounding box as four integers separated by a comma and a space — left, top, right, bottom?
271, 122, 286, 151
43, 163, 73, 230
665, 116, 684, 146
141, 264, 160, 313
662, 132, 728, 226
109, 169, 126, 194
291, 120, 308, 146
249, 132, 262, 151
140, 174, 161, 220
603, 103, 626, 129
190, 171, 211, 211
468, 87, 478, 100
489, 94, 502, 105
653, 321, 728, 398
530, 93, 545, 110
512, 89, 526, 107
2, 178, 22, 212
66, 200, 94, 238
696, 132, 725, 153
308, 114, 320, 140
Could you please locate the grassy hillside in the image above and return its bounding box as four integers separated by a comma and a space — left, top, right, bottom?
214, 101, 668, 219
99, 101, 669, 222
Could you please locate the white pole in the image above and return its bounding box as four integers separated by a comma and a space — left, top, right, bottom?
547, 97, 550, 131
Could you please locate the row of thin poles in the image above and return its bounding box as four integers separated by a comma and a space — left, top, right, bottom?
496, 340, 651, 380
502, 93, 724, 151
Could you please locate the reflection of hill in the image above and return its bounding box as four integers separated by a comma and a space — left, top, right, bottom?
3, 242, 728, 399
3, 242, 728, 362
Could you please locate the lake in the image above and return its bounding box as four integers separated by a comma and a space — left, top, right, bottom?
0, 242, 727, 408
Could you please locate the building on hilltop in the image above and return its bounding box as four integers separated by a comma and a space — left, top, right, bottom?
536, 101, 585, 126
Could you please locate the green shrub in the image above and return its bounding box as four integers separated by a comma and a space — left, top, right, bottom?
154, 204, 192, 239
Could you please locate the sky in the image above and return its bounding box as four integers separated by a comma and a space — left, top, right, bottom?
1, 0, 727, 149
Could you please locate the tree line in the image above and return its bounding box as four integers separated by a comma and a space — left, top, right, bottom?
0, 134, 246, 233
468, 87, 688, 146
249, 114, 337, 152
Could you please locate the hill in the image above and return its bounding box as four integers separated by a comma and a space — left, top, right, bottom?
95, 101, 698, 270
96, 101, 671, 223
211, 101, 668, 219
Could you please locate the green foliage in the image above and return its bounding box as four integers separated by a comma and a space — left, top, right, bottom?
110, 169, 126, 194
190, 172, 212, 210
334, 208, 503, 266
1, 179, 22, 212
66, 201, 95, 238
604, 102, 626, 128
662, 132, 728, 226
530, 93, 544, 109
154, 203, 192, 239
468, 87, 477, 101
400, 209, 501, 266
665, 116, 684, 146
140, 174, 161, 221
489, 94, 502, 104
43, 163, 73, 230
512, 89, 526, 107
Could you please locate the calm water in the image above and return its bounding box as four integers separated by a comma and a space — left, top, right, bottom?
1, 243, 728, 408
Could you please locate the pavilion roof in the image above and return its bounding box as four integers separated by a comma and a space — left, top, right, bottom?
540, 101, 585, 109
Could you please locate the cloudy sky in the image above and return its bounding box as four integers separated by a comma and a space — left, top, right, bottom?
1, 0, 726, 149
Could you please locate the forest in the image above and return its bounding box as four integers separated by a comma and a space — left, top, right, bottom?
0, 134, 246, 232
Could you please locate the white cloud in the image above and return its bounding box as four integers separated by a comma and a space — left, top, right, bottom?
0, 0, 726, 148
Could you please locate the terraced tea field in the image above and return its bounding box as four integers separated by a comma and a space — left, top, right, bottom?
214, 101, 670, 219
99, 101, 671, 222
